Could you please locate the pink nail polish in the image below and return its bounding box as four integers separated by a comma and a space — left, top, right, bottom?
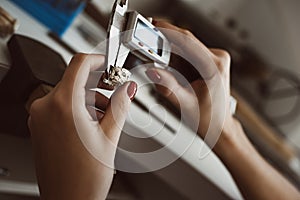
127, 82, 137, 101
146, 70, 161, 83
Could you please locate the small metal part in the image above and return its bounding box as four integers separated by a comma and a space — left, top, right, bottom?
103, 65, 131, 87
105, 0, 129, 78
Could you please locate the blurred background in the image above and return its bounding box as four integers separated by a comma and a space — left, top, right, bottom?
0, 0, 300, 199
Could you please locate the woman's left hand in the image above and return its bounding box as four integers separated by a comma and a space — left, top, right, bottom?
28, 54, 137, 200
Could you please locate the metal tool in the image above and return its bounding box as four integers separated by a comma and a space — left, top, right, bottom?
104, 0, 171, 87
104, 0, 131, 86
103, 0, 237, 116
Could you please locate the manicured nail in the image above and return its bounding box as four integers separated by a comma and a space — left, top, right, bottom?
146, 69, 161, 83
152, 19, 157, 25
127, 82, 137, 101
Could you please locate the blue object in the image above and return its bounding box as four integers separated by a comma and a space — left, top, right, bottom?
11, 0, 86, 37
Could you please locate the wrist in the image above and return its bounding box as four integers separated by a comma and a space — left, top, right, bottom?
213, 117, 255, 161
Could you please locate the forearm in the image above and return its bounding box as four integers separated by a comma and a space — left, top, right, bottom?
214, 119, 300, 200
38, 162, 114, 200
32, 126, 116, 200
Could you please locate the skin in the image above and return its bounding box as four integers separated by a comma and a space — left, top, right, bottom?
28, 22, 300, 199
146, 21, 300, 200
28, 54, 137, 200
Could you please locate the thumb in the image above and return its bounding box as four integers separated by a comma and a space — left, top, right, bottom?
100, 82, 137, 144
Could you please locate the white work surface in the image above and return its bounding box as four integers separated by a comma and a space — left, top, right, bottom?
0, 1, 242, 199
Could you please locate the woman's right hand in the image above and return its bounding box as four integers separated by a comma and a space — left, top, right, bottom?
146, 21, 300, 200
146, 21, 238, 152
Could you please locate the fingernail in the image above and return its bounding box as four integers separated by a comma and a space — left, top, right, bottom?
146, 69, 161, 83
127, 82, 137, 101
152, 19, 157, 25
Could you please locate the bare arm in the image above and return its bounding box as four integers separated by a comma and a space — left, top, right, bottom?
216, 118, 299, 200
147, 20, 300, 200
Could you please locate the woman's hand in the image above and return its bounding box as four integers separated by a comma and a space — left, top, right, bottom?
28, 54, 137, 200
146, 21, 237, 152
146, 21, 299, 200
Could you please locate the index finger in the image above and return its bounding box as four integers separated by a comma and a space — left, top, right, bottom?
62, 54, 106, 90
154, 21, 217, 79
